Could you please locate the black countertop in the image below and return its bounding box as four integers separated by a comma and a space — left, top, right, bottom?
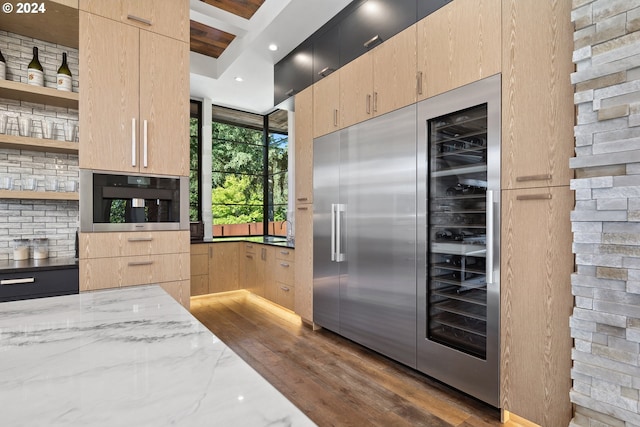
191, 236, 295, 249
0, 257, 79, 274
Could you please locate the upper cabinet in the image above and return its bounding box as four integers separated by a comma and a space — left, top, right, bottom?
294, 87, 314, 204
79, 9, 189, 176
79, 0, 189, 43
312, 24, 340, 84
313, 70, 340, 138
417, 0, 453, 21
339, 0, 416, 67
417, 0, 501, 100
274, 41, 313, 106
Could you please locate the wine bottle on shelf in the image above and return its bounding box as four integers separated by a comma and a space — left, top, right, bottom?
27, 46, 44, 87
56, 52, 72, 91
0, 48, 6, 80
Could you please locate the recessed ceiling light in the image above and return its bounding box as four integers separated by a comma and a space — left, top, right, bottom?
234, 76, 243, 82
268, 44, 278, 51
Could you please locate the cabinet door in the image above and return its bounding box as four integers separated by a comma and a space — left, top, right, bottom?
209, 243, 240, 293
242, 249, 257, 295
190, 244, 209, 296
80, 0, 189, 43
501, 0, 574, 190
340, 52, 373, 129
312, 24, 340, 84
79, 231, 189, 259
294, 204, 313, 323
295, 87, 314, 204
417, 0, 501, 100
274, 41, 313, 106
418, 0, 453, 20
79, 12, 139, 172
372, 24, 417, 117
500, 186, 573, 426
160, 280, 191, 310
139, 30, 189, 176
313, 70, 340, 138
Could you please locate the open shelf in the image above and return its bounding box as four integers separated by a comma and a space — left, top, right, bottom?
0, 134, 78, 154
0, 80, 79, 109
0, 190, 79, 201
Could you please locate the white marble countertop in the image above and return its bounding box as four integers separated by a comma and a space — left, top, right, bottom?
0, 285, 316, 426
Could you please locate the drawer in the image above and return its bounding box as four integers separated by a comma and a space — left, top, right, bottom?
244, 243, 257, 254
80, 253, 189, 291
276, 281, 295, 311
275, 259, 294, 284
80, 231, 190, 258
0, 268, 79, 302
190, 243, 209, 256
275, 247, 294, 262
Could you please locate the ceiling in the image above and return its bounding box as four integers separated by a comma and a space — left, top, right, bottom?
189, 0, 353, 115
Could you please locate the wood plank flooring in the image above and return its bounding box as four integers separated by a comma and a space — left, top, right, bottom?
190, 291, 517, 427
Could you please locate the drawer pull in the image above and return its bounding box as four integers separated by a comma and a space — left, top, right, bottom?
1, 277, 35, 285
127, 14, 152, 26
280, 263, 290, 268
516, 194, 552, 201
280, 286, 290, 292
297, 197, 308, 202
297, 206, 308, 211
417, 71, 423, 95
516, 174, 552, 182
280, 250, 290, 255
128, 261, 154, 266
363, 34, 382, 49
246, 255, 254, 259
128, 237, 153, 242
246, 244, 253, 248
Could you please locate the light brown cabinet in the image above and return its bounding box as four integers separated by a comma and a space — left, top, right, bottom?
416, 0, 501, 100
313, 71, 340, 138
209, 242, 240, 293
294, 86, 314, 204
190, 244, 209, 296
79, 10, 189, 176
79, 0, 189, 43
267, 248, 295, 311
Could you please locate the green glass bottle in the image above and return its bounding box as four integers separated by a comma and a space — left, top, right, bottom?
27, 46, 43, 87
57, 52, 72, 91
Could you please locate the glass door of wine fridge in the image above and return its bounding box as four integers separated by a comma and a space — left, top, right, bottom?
416, 74, 501, 407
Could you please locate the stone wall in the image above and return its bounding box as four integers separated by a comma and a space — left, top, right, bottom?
570, 0, 640, 425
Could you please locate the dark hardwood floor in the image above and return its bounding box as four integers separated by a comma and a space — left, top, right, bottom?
190, 291, 516, 427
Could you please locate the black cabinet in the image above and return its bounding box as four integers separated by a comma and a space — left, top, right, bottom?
313, 24, 340, 83
339, 0, 416, 67
273, 41, 313, 106
0, 262, 79, 303
417, 0, 452, 21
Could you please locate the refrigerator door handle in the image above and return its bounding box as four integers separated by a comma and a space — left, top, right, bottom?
486, 190, 495, 284
336, 204, 345, 262
331, 203, 337, 262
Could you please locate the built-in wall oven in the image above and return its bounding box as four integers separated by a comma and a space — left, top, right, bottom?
80, 170, 188, 232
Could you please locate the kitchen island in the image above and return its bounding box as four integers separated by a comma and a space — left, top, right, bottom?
0, 285, 315, 426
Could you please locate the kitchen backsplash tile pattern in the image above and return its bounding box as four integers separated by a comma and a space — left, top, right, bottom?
0, 32, 79, 261
570, 1, 640, 426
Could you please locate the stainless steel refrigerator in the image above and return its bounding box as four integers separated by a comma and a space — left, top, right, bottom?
313, 104, 418, 367
313, 75, 500, 406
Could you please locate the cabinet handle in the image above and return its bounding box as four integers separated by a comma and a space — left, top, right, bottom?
280, 250, 290, 255
246, 244, 253, 248
516, 174, 552, 182
280, 286, 290, 292
516, 194, 552, 201
246, 254, 254, 259
366, 94, 371, 114
333, 109, 338, 127
127, 237, 153, 242
131, 118, 137, 167
417, 71, 423, 95
297, 206, 308, 211
373, 92, 378, 113
318, 67, 335, 77
285, 89, 296, 97
209, 246, 213, 258
143, 119, 148, 168
363, 35, 382, 49
261, 248, 266, 261
297, 197, 308, 202
127, 14, 152, 26
128, 261, 154, 266
1, 277, 35, 285
280, 263, 290, 268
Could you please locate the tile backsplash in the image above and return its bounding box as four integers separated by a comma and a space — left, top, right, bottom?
0, 31, 79, 261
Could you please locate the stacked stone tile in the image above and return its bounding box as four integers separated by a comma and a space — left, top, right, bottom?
570, 0, 640, 425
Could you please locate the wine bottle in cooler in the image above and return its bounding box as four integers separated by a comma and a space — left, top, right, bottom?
0, 48, 6, 80
57, 52, 72, 91
27, 46, 44, 86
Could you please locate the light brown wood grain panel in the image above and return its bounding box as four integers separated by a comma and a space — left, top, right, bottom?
417, 0, 501, 100
313, 70, 340, 138
79, 11, 139, 172
209, 242, 241, 293
139, 30, 190, 176
373, 24, 417, 116
190, 252, 209, 277
275, 247, 295, 263
294, 204, 313, 322
80, 231, 189, 259
294, 87, 314, 203
501, 0, 575, 189
190, 274, 209, 297
500, 186, 574, 426
275, 259, 294, 285
160, 280, 190, 309
0, 80, 79, 110
340, 52, 374, 129
275, 281, 295, 311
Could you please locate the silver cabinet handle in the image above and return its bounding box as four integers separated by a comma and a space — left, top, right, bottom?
297, 197, 308, 202
143, 119, 148, 168
127, 237, 153, 242
366, 94, 371, 114
516, 174, 552, 182
516, 194, 552, 201
333, 109, 338, 127
486, 191, 495, 285
285, 89, 296, 97
131, 118, 136, 167
280, 250, 290, 255
318, 67, 335, 77
297, 206, 308, 211
246, 254, 254, 259
373, 92, 378, 112
280, 263, 290, 268
127, 14, 152, 26
363, 35, 381, 49
280, 286, 290, 292
331, 203, 337, 261
417, 71, 423, 95
128, 261, 153, 266
1, 277, 35, 285
209, 246, 213, 258
336, 203, 345, 262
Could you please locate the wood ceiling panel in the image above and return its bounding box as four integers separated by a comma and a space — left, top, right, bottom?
190, 20, 236, 59
200, 0, 265, 20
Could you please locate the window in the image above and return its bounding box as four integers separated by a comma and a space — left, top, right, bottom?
209, 106, 288, 237
189, 101, 202, 221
